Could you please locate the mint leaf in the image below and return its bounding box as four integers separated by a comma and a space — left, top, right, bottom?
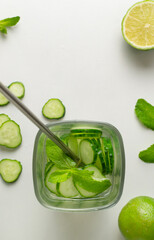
48, 169, 72, 183
0, 16, 20, 35
0, 16, 20, 27
135, 99, 154, 130
46, 139, 76, 169
139, 144, 154, 163
72, 169, 111, 193
0, 26, 7, 34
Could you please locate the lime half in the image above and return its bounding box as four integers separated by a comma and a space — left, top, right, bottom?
122, 1, 154, 50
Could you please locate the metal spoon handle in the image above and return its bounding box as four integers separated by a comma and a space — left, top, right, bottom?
0, 82, 80, 163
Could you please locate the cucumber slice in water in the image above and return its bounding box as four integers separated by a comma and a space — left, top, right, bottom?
79, 139, 96, 165
0, 114, 10, 126
8, 82, 25, 99
84, 165, 104, 178
42, 98, 65, 119
0, 159, 22, 183
71, 128, 102, 138
101, 137, 114, 174
67, 136, 79, 156
0, 120, 22, 148
45, 162, 53, 175
74, 183, 97, 198
57, 176, 79, 198
71, 128, 102, 134
45, 165, 59, 194
94, 156, 103, 172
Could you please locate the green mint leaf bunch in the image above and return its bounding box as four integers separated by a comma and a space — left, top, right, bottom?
0, 16, 20, 34
139, 144, 154, 163
46, 139, 76, 169
48, 167, 111, 194
48, 168, 93, 184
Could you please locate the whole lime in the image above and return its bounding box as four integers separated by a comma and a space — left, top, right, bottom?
118, 196, 154, 240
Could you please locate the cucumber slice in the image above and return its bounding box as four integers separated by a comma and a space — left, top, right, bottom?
94, 156, 103, 172
74, 183, 97, 198
74, 166, 111, 198
72, 133, 101, 138
0, 92, 9, 106
45, 162, 53, 175
42, 98, 65, 119
101, 137, 114, 174
84, 165, 103, 178
0, 159, 22, 183
94, 138, 106, 174
79, 139, 96, 165
67, 136, 79, 156
71, 128, 102, 138
0, 114, 10, 126
8, 82, 25, 99
0, 120, 22, 148
45, 165, 59, 194
71, 128, 102, 135
57, 176, 79, 198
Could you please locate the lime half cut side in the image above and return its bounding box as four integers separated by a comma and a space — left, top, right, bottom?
122, 1, 154, 50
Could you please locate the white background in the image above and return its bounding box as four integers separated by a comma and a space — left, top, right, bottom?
0, 0, 154, 239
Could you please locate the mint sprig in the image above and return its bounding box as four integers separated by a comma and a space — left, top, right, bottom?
0, 16, 20, 34
48, 167, 111, 194
48, 168, 94, 183
139, 144, 154, 163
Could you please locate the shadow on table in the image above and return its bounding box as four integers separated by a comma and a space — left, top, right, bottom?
44, 211, 124, 240
121, 41, 154, 70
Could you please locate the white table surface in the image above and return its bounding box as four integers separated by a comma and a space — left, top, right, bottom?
0, 0, 154, 239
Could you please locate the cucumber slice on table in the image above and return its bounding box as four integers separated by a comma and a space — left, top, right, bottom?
57, 176, 79, 198
42, 98, 65, 119
0, 92, 9, 106
0, 159, 22, 183
79, 139, 96, 165
0, 114, 10, 126
8, 81, 25, 99
45, 165, 59, 194
0, 120, 22, 148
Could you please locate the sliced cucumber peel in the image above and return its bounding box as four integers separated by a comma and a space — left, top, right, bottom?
8, 81, 25, 99
0, 92, 9, 106
0, 120, 22, 148
0, 114, 10, 126
0, 159, 22, 183
42, 98, 65, 119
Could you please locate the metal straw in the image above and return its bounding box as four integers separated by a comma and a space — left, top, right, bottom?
0, 82, 80, 163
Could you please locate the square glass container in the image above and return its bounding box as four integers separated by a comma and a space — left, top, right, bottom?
33, 121, 125, 212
